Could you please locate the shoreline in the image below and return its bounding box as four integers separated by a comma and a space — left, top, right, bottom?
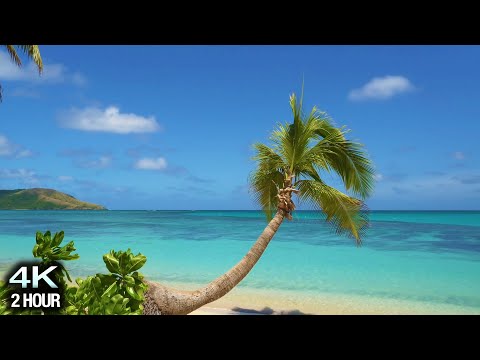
2, 268, 479, 315
158, 280, 480, 315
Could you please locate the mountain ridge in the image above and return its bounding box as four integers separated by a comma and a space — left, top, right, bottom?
0, 188, 106, 210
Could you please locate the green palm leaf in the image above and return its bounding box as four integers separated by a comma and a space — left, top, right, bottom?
1, 45, 43, 102
297, 179, 369, 244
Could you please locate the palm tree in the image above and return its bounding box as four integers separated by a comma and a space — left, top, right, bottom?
144, 90, 375, 314
1, 45, 43, 102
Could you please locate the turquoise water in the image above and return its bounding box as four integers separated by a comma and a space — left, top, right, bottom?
1, 210, 479, 312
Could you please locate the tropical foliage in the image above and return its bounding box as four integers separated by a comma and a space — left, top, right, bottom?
250, 91, 374, 243
0, 230, 147, 315
1, 45, 43, 102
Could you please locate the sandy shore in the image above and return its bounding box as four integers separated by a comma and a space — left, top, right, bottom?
158, 281, 480, 315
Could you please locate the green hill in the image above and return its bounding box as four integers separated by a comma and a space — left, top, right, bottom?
0, 188, 106, 210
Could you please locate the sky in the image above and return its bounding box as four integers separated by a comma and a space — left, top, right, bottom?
0, 45, 479, 210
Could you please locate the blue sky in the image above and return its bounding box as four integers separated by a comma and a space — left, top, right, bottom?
0, 45, 479, 210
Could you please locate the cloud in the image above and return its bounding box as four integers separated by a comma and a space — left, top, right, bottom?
58, 175, 74, 182
453, 151, 465, 160
0, 135, 14, 156
374, 171, 480, 201
58, 148, 112, 169
453, 175, 480, 184
348, 75, 414, 101
0, 168, 39, 185
16, 149, 33, 158
186, 175, 211, 183
134, 157, 167, 170
10, 87, 41, 98
80, 156, 112, 169
0, 168, 35, 179
127, 146, 210, 181
71, 72, 87, 86
374, 173, 384, 181
59, 106, 160, 134
0, 134, 34, 159
0, 51, 86, 86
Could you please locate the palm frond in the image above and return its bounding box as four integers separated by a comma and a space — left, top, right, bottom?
5, 45, 22, 67
310, 133, 375, 199
250, 167, 284, 221
297, 179, 369, 245
1, 45, 43, 103
270, 122, 295, 169
251, 143, 288, 220
252, 143, 287, 170
17, 45, 43, 73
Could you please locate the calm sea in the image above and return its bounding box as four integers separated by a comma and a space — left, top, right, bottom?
1, 210, 479, 313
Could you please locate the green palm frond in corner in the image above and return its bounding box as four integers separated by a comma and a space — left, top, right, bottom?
1, 45, 43, 102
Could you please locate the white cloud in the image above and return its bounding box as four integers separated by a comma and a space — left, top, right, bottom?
0, 51, 86, 86
453, 151, 465, 160
348, 75, 414, 101
60, 106, 160, 134
81, 156, 112, 169
0, 135, 13, 156
0, 168, 38, 185
58, 175, 74, 182
135, 157, 167, 170
0, 168, 35, 179
374, 173, 384, 181
71, 72, 87, 86
16, 149, 33, 158
0, 134, 33, 158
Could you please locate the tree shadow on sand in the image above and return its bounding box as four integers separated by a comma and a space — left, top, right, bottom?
231, 306, 308, 315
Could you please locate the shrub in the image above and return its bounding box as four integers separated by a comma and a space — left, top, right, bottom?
0, 230, 148, 315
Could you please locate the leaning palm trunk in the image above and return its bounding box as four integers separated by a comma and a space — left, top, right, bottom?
144, 90, 375, 314
145, 210, 285, 315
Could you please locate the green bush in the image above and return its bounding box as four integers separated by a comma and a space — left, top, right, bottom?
0, 230, 148, 315
0, 280, 12, 315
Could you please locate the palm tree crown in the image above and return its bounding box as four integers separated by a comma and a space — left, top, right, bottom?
251, 92, 375, 244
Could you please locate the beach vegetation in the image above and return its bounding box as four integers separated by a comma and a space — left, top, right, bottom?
0, 230, 147, 315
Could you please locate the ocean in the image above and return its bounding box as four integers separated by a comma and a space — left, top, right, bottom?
1, 210, 479, 314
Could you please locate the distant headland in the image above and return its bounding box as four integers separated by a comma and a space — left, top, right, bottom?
0, 188, 106, 210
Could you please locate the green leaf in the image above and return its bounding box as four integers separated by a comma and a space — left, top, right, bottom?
35, 231, 43, 244
97, 273, 116, 287
32, 244, 39, 257
51, 231, 64, 247
118, 250, 131, 275
123, 275, 135, 286
131, 271, 144, 281
127, 254, 147, 273
126, 286, 142, 300
101, 282, 117, 299
103, 253, 120, 274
